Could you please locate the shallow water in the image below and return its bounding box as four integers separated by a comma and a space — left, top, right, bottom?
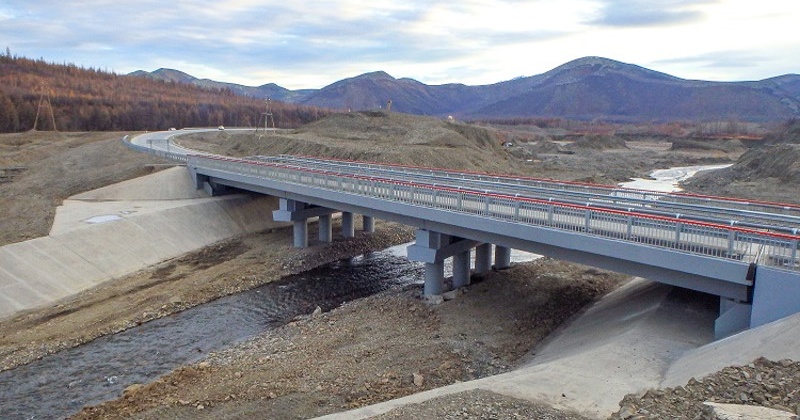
0, 244, 536, 420
618, 164, 732, 192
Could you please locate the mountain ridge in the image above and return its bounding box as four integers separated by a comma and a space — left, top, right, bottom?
130, 56, 800, 122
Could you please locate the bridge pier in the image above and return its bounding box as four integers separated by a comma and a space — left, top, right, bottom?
452, 249, 472, 288
475, 243, 492, 275
425, 261, 446, 295
273, 198, 336, 248
495, 246, 512, 270
319, 214, 332, 243
342, 212, 355, 238
408, 230, 480, 296
363, 215, 375, 233
292, 220, 308, 248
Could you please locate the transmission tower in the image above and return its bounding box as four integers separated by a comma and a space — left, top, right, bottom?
33, 84, 57, 131
256, 98, 275, 132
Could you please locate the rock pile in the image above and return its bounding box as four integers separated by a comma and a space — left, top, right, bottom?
612, 357, 800, 419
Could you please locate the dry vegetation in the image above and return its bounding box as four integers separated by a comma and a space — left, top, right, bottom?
2, 113, 799, 419
0, 55, 330, 132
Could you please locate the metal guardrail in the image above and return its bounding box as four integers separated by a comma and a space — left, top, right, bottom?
122, 135, 800, 272
261, 155, 800, 232
123, 135, 188, 163
285, 155, 800, 216
194, 154, 800, 272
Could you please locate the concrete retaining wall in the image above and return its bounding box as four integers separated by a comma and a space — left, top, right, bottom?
0, 167, 285, 320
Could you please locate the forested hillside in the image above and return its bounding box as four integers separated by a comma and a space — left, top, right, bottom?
0, 54, 332, 132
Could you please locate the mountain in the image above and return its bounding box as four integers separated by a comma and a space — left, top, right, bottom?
129, 68, 313, 102
294, 71, 485, 115
471, 57, 800, 121
130, 57, 800, 122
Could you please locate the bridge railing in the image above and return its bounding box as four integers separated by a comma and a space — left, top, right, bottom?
264, 155, 800, 221
258, 155, 800, 233
122, 135, 189, 163
190, 154, 800, 273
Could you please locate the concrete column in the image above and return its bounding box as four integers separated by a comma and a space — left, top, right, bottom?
362, 215, 375, 233
495, 246, 512, 270
424, 262, 445, 296
452, 249, 471, 288
475, 243, 492, 274
292, 219, 308, 248
319, 214, 332, 243
342, 212, 355, 238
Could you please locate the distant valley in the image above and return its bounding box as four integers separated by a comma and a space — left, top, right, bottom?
131, 56, 800, 122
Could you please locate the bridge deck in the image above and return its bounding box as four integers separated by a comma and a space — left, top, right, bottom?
125, 131, 800, 336
199, 154, 797, 267
258, 155, 800, 233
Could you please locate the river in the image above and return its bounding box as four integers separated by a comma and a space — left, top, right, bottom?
618, 164, 732, 192
0, 244, 535, 420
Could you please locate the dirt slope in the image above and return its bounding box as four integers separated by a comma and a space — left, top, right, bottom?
180, 112, 518, 174
0, 131, 165, 246
686, 145, 800, 204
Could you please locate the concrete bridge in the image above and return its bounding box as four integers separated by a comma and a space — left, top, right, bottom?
127, 130, 800, 338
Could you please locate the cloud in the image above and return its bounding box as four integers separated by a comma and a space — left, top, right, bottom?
589, 0, 715, 27
653, 50, 765, 70
1, 0, 797, 87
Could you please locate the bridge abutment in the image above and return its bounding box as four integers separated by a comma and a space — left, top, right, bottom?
750, 266, 800, 329
715, 298, 752, 339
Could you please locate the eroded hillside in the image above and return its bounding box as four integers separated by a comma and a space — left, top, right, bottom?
686, 120, 800, 203
180, 111, 525, 174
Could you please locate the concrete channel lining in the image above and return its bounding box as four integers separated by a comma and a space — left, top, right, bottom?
0, 168, 287, 320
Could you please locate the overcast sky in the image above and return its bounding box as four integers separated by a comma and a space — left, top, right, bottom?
2, 1, 798, 89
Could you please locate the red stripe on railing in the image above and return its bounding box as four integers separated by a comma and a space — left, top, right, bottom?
189, 154, 800, 241
282, 154, 800, 211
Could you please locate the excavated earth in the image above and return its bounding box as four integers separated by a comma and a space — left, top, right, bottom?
1, 114, 799, 419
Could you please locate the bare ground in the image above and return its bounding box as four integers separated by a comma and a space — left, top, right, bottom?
1, 114, 797, 419
0, 131, 162, 246
74, 259, 624, 420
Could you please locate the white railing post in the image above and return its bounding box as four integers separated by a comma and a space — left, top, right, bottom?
626, 215, 634, 240
728, 230, 736, 257
584, 210, 591, 232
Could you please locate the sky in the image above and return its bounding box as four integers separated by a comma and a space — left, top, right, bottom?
2, 0, 799, 90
